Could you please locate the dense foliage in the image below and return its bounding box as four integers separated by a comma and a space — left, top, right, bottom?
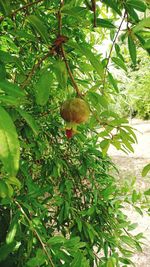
113, 49, 150, 119
0, 0, 150, 266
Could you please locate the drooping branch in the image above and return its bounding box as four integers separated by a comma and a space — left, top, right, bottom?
0, 0, 44, 23
61, 46, 81, 97
15, 201, 55, 267
57, 0, 81, 97
103, 11, 127, 89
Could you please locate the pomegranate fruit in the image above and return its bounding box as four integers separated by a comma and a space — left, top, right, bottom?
60, 98, 90, 139
60, 98, 90, 124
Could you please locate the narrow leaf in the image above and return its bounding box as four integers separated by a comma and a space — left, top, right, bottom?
112, 57, 127, 72
7, 176, 21, 189
18, 109, 39, 136
0, 0, 11, 15
0, 95, 23, 106
100, 139, 110, 156
0, 242, 16, 262
0, 106, 20, 175
0, 180, 9, 198
133, 17, 150, 32
128, 35, 137, 65
126, 0, 147, 12
35, 70, 53, 106
6, 222, 18, 244
0, 79, 26, 98
62, 6, 88, 20
47, 236, 65, 245
102, 0, 122, 15
142, 163, 150, 177
96, 19, 116, 28
53, 61, 68, 89
144, 188, 150, 195
108, 72, 119, 92
27, 15, 49, 44
125, 5, 139, 22
69, 41, 104, 78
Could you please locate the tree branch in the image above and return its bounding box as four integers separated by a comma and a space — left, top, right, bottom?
103, 11, 126, 89
91, 0, 96, 27
15, 201, 55, 267
61, 46, 81, 96
0, 0, 44, 23
57, 0, 81, 97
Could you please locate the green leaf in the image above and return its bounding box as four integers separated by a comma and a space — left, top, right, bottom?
119, 257, 135, 265
144, 188, 150, 195
0, 79, 26, 98
0, 51, 25, 73
108, 72, 119, 92
133, 17, 150, 32
27, 15, 49, 44
0, 180, 9, 198
26, 249, 46, 267
112, 57, 127, 72
128, 223, 138, 231
62, 6, 88, 20
102, 0, 122, 15
120, 235, 136, 248
0, 242, 16, 262
76, 217, 82, 232
96, 19, 115, 28
128, 35, 137, 65
88, 91, 108, 108
6, 222, 18, 244
47, 236, 65, 245
125, 5, 139, 22
18, 109, 39, 136
134, 206, 143, 215
106, 257, 116, 267
0, 106, 20, 176
69, 41, 104, 78
0, 0, 11, 15
0, 95, 23, 106
0, 62, 6, 79
101, 185, 116, 200
142, 163, 150, 177
100, 139, 110, 156
71, 252, 82, 267
144, 39, 150, 49
126, 0, 147, 12
35, 70, 53, 106
7, 176, 21, 189
53, 61, 68, 89
132, 189, 138, 203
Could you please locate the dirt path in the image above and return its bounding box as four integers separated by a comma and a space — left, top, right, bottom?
108, 119, 150, 267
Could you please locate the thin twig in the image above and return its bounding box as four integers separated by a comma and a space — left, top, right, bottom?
61, 46, 81, 96
21, 50, 52, 89
103, 11, 126, 89
0, 0, 44, 22
57, 0, 81, 96
15, 201, 55, 267
91, 0, 96, 27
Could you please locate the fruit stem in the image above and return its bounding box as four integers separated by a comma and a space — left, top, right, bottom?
61, 46, 81, 97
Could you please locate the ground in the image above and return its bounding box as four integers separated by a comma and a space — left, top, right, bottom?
108, 119, 150, 267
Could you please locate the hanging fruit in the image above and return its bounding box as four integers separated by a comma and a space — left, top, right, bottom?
60, 98, 90, 138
